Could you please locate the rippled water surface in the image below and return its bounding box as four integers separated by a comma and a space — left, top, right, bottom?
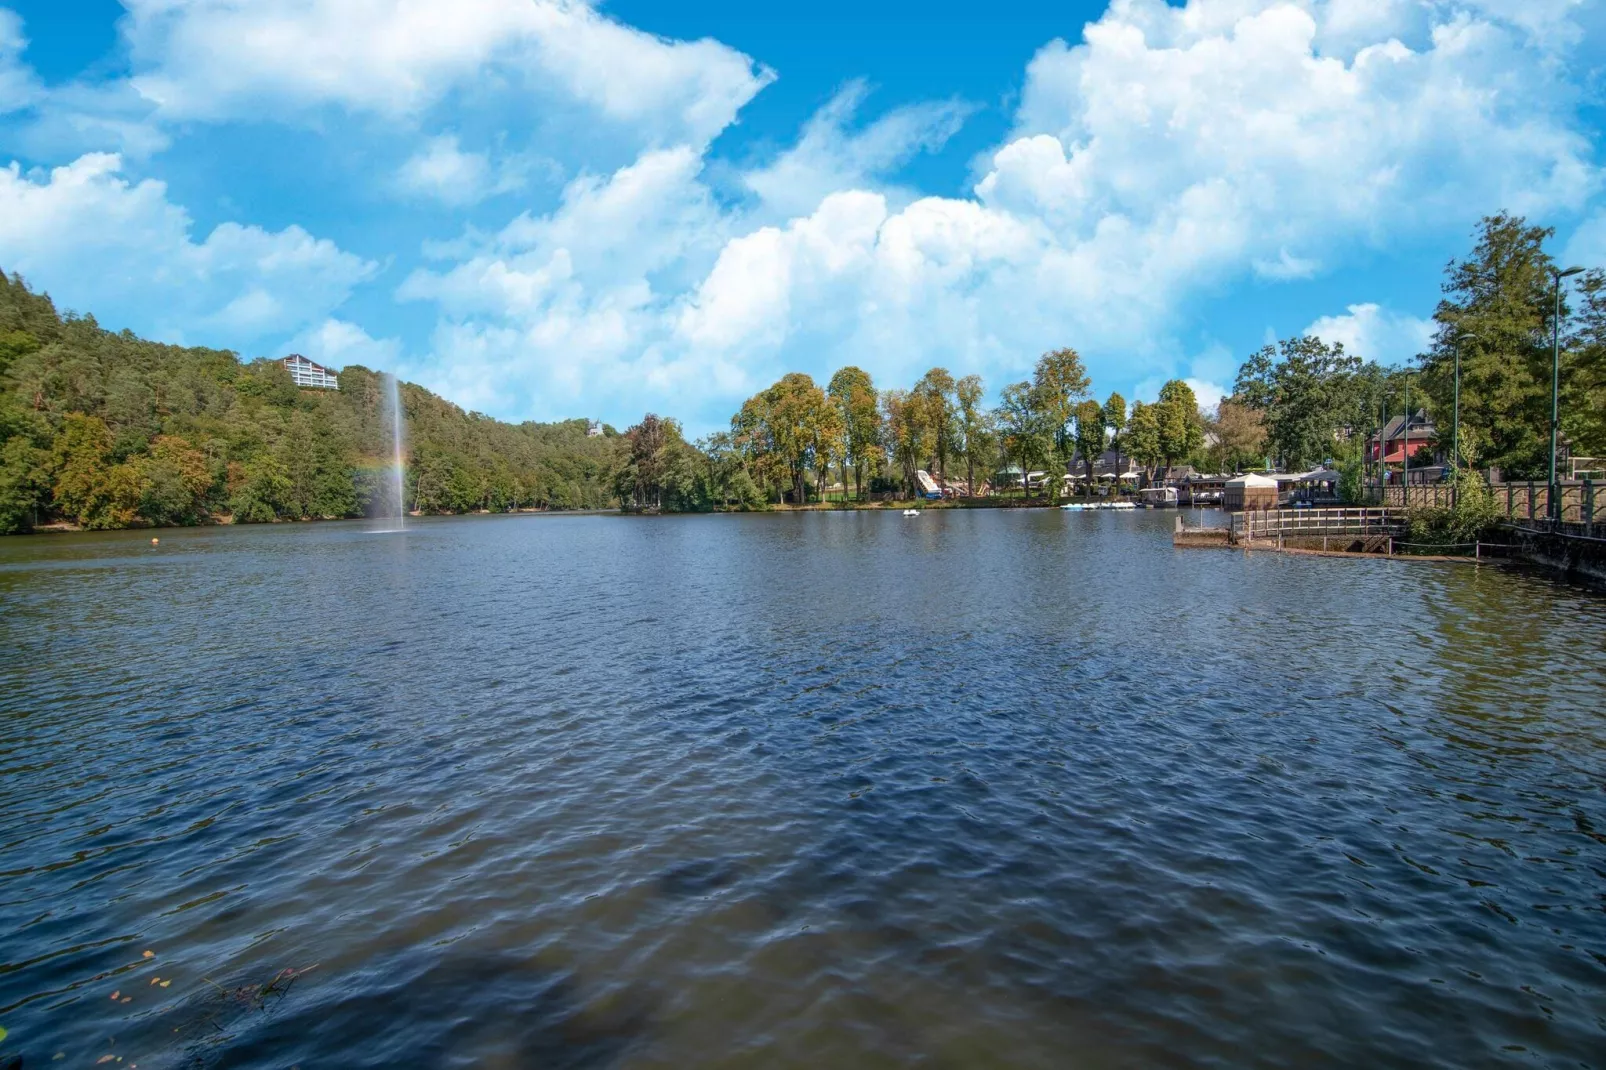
3, 511, 1605, 1068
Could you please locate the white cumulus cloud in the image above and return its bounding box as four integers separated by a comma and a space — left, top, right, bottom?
290, 318, 403, 371
0, 153, 375, 347
1302, 302, 1437, 365
994, 0, 1593, 285
397, 146, 739, 417
743, 80, 971, 219
120, 0, 773, 148
0, 7, 40, 113
1563, 209, 1606, 268
394, 134, 530, 206
620, 0, 1593, 422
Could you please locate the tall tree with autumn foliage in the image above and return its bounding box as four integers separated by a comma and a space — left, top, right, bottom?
1031, 348, 1091, 499
732, 372, 832, 504
827, 366, 881, 500
914, 368, 957, 482
1209, 399, 1267, 472
956, 374, 988, 495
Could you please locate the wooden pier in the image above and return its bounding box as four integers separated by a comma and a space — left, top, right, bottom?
1174, 507, 1404, 551
1230, 507, 1403, 549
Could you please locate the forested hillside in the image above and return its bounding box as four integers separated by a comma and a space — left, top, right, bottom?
0, 273, 619, 534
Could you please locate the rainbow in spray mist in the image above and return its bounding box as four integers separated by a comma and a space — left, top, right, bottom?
378, 372, 406, 531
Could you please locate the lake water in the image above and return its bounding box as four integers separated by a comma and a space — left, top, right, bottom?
2, 510, 1604, 1068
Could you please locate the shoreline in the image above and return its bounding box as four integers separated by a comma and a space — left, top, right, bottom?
8, 498, 1213, 536
7, 506, 631, 537
1241, 544, 1489, 564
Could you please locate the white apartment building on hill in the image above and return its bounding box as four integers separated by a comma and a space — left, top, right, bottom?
283, 354, 340, 390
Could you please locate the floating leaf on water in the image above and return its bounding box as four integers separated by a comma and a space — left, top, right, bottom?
142, 951, 154, 959
97, 1057, 115, 1065
109, 990, 120, 1000
0, 1026, 7, 1041
149, 977, 159, 985
120, 997, 131, 1004
159, 981, 170, 988
53, 1055, 64, 1062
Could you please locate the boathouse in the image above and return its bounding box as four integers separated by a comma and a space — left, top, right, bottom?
1224, 473, 1279, 511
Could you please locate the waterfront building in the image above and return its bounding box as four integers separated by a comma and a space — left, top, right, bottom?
1179, 473, 1229, 504
1069, 449, 1143, 483
1284, 468, 1343, 504
1370, 410, 1436, 465
283, 354, 340, 390
1224, 473, 1279, 511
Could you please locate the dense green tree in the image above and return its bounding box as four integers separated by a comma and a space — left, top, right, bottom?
956, 374, 988, 495
695, 431, 740, 510
1231, 338, 1377, 470
0, 329, 39, 379
1563, 269, 1606, 461
914, 367, 957, 482
997, 381, 1052, 497
732, 373, 830, 504
616, 414, 709, 511
0, 390, 51, 532
1030, 347, 1091, 498
879, 389, 922, 496
52, 414, 136, 528
1420, 213, 1561, 478
1155, 380, 1205, 469
827, 366, 881, 500
1102, 392, 1127, 477
1126, 401, 1162, 477
229, 454, 292, 523
138, 436, 214, 526
1072, 398, 1106, 489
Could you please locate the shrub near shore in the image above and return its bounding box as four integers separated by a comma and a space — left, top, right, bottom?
1404, 473, 1504, 552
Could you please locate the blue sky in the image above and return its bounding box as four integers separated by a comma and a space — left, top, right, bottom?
1, 0, 1604, 434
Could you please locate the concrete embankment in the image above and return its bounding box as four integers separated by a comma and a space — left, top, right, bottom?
1175, 513, 1606, 588
1507, 525, 1606, 587
1173, 526, 1231, 548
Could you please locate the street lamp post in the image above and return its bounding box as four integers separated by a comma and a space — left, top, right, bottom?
1551, 265, 1585, 522
1403, 368, 1411, 507
1452, 340, 1460, 479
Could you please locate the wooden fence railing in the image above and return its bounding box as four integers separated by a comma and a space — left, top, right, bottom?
1373, 480, 1603, 527
1231, 507, 1404, 540
1493, 481, 1604, 530
1506, 517, 1606, 542
1377, 485, 1457, 509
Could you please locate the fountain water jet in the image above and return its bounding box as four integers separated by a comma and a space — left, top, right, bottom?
381, 372, 406, 531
